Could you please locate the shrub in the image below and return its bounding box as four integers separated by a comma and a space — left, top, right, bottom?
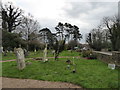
82, 50, 92, 57
82, 50, 97, 59
76, 49, 81, 52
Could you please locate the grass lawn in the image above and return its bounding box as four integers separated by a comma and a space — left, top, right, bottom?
2, 52, 16, 61
2, 57, 119, 88
2, 50, 80, 61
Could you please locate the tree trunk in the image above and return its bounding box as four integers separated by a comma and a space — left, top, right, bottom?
54, 52, 59, 60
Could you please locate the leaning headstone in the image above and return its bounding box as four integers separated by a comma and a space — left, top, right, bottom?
14, 48, 26, 70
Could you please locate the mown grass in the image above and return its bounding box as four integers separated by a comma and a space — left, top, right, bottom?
2, 50, 80, 61
2, 52, 16, 61
59, 50, 80, 56
2, 57, 119, 88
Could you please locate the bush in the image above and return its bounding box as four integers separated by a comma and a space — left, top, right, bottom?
82, 50, 92, 57
82, 50, 97, 59
76, 49, 81, 52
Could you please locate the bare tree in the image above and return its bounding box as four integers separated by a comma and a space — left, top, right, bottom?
18, 13, 40, 51
1, 2, 23, 32
103, 16, 120, 51
86, 25, 104, 51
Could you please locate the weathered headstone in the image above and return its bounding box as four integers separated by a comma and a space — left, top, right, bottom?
43, 44, 48, 62
14, 48, 26, 70
108, 64, 115, 70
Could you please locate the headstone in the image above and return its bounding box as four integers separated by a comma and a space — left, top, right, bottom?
10, 51, 13, 53
23, 49, 28, 57
43, 44, 48, 62
6, 50, 8, 53
14, 48, 26, 70
0, 46, 3, 53
4, 50, 7, 56
72, 57, 75, 65
34, 49, 37, 55
34, 49, 36, 53
108, 64, 115, 70
52, 50, 55, 55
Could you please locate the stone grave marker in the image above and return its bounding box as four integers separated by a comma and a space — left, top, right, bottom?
43, 44, 48, 62
108, 63, 115, 70
14, 48, 26, 70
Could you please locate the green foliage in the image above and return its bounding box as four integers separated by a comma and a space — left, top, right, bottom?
67, 40, 78, 50
82, 50, 97, 59
59, 50, 80, 56
2, 52, 16, 61
2, 30, 26, 50
82, 50, 92, 57
53, 39, 66, 60
28, 40, 44, 51
2, 57, 119, 88
86, 28, 106, 51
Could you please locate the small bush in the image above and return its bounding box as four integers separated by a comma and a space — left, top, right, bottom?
82, 50, 97, 59
82, 50, 92, 57
76, 49, 81, 52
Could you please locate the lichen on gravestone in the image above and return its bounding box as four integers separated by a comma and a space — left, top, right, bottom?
14, 48, 26, 70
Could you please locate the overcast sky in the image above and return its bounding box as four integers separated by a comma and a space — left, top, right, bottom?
2, 0, 119, 43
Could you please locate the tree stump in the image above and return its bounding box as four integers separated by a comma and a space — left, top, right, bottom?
14, 48, 26, 70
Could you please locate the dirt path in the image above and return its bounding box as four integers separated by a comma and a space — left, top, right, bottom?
1, 77, 81, 88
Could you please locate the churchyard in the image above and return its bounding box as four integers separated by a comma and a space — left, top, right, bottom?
1, 1, 120, 89
1, 50, 119, 88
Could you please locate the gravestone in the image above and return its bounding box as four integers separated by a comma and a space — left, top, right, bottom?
43, 44, 48, 62
14, 48, 26, 70
34, 49, 37, 55
108, 64, 115, 70
0, 46, 3, 53
9, 51, 13, 53
23, 48, 28, 57
52, 50, 55, 55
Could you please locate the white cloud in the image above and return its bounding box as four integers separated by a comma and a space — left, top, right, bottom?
2, 0, 118, 43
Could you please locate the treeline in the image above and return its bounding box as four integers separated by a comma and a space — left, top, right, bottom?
1, 2, 82, 54
86, 16, 120, 51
